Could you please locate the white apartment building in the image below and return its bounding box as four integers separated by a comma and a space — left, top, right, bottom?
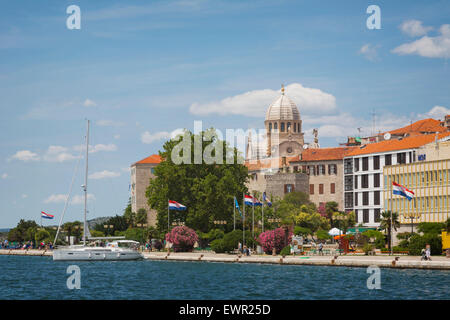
344, 132, 450, 226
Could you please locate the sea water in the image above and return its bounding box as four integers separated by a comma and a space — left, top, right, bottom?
0, 256, 448, 300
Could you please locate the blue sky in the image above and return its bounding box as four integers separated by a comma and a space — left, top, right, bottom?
1, 0, 449, 228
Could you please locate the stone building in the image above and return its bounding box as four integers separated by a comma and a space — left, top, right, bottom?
130, 154, 161, 227
288, 146, 356, 212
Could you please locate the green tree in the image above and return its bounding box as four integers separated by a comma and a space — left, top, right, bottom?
35, 229, 51, 244
7, 219, 39, 242
136, 208, 147, 225
123, 198, 136, 227
445, 217, 450, 233
295, 211, 329, 233
146, 128, 248, 233
283, 191, 311, 207
325, 201, 339, 225
417, 222, 445, 235
379, 211, 400, 250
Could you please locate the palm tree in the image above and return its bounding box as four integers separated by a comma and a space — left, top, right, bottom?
380, 211, 400, 250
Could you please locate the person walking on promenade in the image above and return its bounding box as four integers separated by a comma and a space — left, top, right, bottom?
238, 242, 242, 254
318, 242, 323, 256
425, 245, 431, 261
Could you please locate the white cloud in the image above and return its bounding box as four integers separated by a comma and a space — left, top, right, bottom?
71, 194, 96, 205
43, 146, 79, 162
189, 83, 337, 117
83, 99, 97, 107
419, 105, 450, 119
21, 194, 28, 199
97, 119, 125, 127
400, 20, 433, 37
114, 134, 120, 140
141, 131, 171, 144
393, 24, 450, 58
1, 173, 7, 179
358, 44, 380, 61
74, 143, 118, 153
88, 170, 121, 179
44, 193, 95, 204
10, 150, 40, 162
44, 194, 68, 204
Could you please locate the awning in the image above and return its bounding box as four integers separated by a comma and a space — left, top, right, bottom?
346, 227, 377, 234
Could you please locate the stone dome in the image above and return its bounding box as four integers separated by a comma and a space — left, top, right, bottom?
265, 93, 300, 121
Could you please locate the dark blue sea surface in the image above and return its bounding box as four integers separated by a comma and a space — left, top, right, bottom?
0, 256, 448, 299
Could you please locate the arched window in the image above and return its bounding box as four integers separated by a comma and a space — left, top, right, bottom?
293, 123, 296, 132
274, 123, 278, 131
281, 122, 285, 132
287, 122, 291, 132
269, 123, 272, 132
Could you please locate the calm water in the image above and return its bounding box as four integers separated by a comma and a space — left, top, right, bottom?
0, 256, 448, 300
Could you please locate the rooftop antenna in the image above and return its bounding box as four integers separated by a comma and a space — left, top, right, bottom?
371, 109, 376, 137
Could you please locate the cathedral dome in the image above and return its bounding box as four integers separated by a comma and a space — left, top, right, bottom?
265, 91, 300, 121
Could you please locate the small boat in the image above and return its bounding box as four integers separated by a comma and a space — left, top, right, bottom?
52, 120, 143, 261
53, 240, 143, 261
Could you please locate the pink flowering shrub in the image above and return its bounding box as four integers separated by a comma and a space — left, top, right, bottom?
258, 228, 293, 254
165, 226, 199, 252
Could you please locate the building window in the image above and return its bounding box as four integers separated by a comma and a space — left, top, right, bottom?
355, 209, 359, 223
284, 184, 294, 193
281, 122, 285, 132
385, 154, 392, 166
362, 157, 369, 171
269, 123, 272, 132
151, 168, 155, 174
374, 209, 381, 222
363, 209, 369, 223
328, 164, 337, 175
309, 184, 314, 195
355, 192, 358, 206
374, 191, 380, 205
374, 173, 380, 188
354, 158, 359, 172
398, 152, 406, 164
354, 176, 358, 189
345, 175, 353, 191
373, 156, 380, 170
319, 184, 324, 194
274, 123, 278, 131
362, 174, 369, 188
287, 122, 291, 132
293, 123, 296, 132
318, 165, 325, 175
344, 159, 353, 174
330, 183, 335, 194
309, 165, 316, 175
345, 192, 353, 208
363, 192, 369, 205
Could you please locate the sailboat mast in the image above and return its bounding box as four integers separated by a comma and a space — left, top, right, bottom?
83, 120, 90, 246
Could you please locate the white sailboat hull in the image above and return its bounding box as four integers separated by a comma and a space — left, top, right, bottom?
53, 247, 143, 261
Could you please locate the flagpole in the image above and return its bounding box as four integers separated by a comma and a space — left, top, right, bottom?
243, 192, 245, 247
252, 197, 255, 247
168, 199, 170, 232
262, 201, 264, 234
233, 197, 236, 231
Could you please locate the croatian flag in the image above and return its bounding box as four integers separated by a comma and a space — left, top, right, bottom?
392, 182, 414, 201
168, 200, 187, 211
263, 192, 272, 207
244, 195, 262, 206
41, 211, 54, 219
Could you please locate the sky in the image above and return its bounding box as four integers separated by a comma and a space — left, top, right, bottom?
1, 0, 449, 228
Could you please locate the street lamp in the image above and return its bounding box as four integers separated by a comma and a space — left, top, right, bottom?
403, 211, 420, 234
104, 224, 114, 236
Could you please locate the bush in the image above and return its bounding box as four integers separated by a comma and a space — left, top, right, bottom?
280, 245, 291, 256
408, 234, 442, 256
417, 222, 445, 235
362, 243, 375, 255
35, 229, 51, 244
218, 230, 256, 253
165, 226, 198, 252
198, 229, 224, 248
210, 239, 226, 253
362, 230, 385, 249
316, 229, 331, 241
258, 228, 292, 255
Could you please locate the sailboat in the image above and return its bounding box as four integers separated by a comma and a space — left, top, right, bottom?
52, 120, 143, 261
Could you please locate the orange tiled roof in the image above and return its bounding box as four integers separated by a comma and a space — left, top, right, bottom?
294, 146, 357, 162
134, 154, 162, 165
346, 132, 450, 157
245, 156, 298, 171
385, 118, 446, 136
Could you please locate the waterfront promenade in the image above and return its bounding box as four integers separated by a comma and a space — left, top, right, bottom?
1, 249, 449, 270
